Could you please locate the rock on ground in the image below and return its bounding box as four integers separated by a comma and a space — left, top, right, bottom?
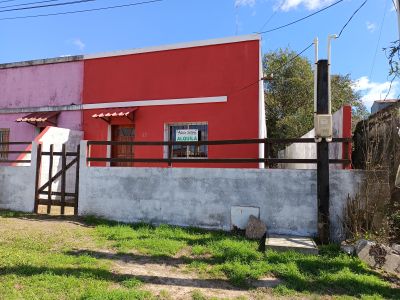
355, 239, 400, 275
245, 215, 267, 240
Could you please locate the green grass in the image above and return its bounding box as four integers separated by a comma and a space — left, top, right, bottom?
0, 210, 399, 299
0, 211, 153, 300
87, 217, 400, 299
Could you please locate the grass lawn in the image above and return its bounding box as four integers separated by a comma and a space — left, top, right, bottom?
0, 210, 399, 299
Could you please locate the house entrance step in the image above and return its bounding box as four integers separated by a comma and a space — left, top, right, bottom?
265, 234, 318, 255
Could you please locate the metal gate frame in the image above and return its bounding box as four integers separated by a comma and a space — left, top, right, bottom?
34, 143, 80, 215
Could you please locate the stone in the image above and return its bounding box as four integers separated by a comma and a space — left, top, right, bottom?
391, 244, 400, 254
340, 242, 355, 255
355, 239, 400, 275
245, 215, 267, 240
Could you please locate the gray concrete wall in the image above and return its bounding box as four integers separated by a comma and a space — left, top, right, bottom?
78, 141, 370, 241
0, 143, 37, 212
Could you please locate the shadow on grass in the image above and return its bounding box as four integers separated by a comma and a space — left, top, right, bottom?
0, 264, 248, 291
64, 249, 400, 298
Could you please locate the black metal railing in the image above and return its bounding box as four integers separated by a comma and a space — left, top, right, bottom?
0, 142, 32, 164
86, 137, 352, 167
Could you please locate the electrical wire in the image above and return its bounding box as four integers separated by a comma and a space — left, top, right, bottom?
0, 1, 66, 10
0, 0, 97, 13
392, 0, 397, 12
337, 0, 368, 38
258, 0, 344, 34
0, 0, 162, 21
369, 0, 388, 79
232, 42, 314, 95
0, 0, 20, 4
268, 42, 314, 76
258, 1, 283, 32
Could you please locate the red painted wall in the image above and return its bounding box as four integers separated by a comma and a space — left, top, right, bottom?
342, 105, 352, 169
83, 40, 260, 168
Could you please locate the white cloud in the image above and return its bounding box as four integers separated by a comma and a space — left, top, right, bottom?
278, 0, 335, 11
352, 76, 399, 110
71, 38, 85, 51
366, 21, 376, 33
235, 0, 256, 7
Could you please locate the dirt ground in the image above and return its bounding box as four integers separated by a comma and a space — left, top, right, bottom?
0, 214, 282, 300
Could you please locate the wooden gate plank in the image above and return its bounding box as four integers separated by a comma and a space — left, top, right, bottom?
34, 144, 42, 213
74, 144, 80, 216
47, 144, 53, 214
60, 144, 66, 215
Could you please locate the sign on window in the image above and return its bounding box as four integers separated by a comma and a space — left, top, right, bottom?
176, 129, 198, 142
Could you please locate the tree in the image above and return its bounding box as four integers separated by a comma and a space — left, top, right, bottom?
264, 48, 368, 140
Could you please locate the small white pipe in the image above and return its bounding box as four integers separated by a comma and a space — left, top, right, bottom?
397, 0, 400, 41
313, 37, 318, 115
327, 34, 338, 115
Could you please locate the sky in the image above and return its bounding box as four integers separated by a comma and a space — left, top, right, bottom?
0, 0, 398, 111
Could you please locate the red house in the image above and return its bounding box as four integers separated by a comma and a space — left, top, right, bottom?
83, 34, 266, 168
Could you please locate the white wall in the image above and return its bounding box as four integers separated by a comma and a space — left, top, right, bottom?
278, 106, 346, 169
0, 143, 37, 212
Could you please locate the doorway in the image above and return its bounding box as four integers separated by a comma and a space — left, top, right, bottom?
111, 125, 135, 167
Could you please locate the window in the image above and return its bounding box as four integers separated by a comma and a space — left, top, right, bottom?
168, 123, 208, 158
0, 129, 10, 160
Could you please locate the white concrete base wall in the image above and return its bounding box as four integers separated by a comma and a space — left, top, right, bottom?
0, 144, 37, 212
78, 142, 366, 241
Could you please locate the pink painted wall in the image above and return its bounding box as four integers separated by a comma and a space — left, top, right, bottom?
0, 61, 83, 145
0, 61, 83, 108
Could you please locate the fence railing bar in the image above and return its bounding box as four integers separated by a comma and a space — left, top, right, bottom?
0, 142, 32, 145
86, 137, 352, 147
41, 152, 78, 156
0, 160, 31, 163
0, 151, 31, 154
38, 191, 76, 197
87, 157, 352, 165
36, 199, 76, 207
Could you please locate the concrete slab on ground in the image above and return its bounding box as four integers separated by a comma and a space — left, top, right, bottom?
265, 235, 318, 255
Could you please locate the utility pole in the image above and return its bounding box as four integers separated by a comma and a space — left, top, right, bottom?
316, 59, 330, 244
314, 35, 336, 244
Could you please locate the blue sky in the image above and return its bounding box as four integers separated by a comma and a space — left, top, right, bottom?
0, 0, 397, 110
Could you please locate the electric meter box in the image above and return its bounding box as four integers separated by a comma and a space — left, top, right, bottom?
315, 114, 333, 138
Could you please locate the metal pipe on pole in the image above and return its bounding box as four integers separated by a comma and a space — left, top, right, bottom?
397, 0, 400, 40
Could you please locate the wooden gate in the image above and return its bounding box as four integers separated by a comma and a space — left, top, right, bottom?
34, 143, 80, 215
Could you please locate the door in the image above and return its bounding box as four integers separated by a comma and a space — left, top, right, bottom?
111, 125, 135, 167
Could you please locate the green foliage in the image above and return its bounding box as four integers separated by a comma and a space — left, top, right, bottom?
263, 48, 368, 142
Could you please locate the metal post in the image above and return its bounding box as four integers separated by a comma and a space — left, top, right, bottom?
317, 59, 330, 244
397, 0, 400, 41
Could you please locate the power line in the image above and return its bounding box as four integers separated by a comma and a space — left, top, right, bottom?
269, 42, 314, 76
369, 0, 388, 79
337, 0, 368, 38
0, 0, 162, 21
233, 42, 314, 95
258, 2, 283, 32
0, 0, 97, 13
0, 1, 65, 10
258, 0, 344, 34
0, 0, 20, 4
392, 0, 397, 12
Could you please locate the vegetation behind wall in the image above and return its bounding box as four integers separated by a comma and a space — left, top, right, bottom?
352, 102, 400, 242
